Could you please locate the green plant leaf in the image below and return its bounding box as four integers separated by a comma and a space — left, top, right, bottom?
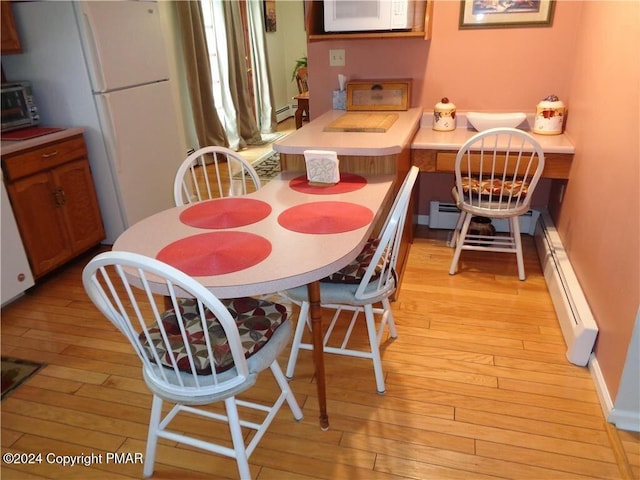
291, 56, 308, 82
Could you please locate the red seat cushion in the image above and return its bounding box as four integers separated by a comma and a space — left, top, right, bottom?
140, 297, 287, 374
321, 238, 382, 284
460, 177, 529, 198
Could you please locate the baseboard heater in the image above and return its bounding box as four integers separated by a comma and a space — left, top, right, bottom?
276, 106, 292, 123
428, 201, 540, 235
534, 210, 598, 366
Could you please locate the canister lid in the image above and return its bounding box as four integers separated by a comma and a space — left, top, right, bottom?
435, 97, 455, 110
537, 94, 564, 109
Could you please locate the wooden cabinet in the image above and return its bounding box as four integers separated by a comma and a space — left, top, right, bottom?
2, 134, 105, 279
1, 1, 22, 54
305, 0, 433, 41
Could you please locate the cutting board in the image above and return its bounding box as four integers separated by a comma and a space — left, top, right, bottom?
324, 112, 399, 132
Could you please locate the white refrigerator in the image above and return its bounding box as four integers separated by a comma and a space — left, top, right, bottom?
2, 1, 186, 244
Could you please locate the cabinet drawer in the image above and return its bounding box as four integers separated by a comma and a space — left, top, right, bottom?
435, 151, 572, 179
2, 135, 88, 181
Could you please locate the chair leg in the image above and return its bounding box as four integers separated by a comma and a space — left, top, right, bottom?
449, 212, 472, 275
364, 304, 386, 394
450, 210, 466, 248
143, 395, 163, 478
286, 301, 310, 379
270, 361, 304, 421
380, 298, 397, 340
224, 396, 252, 480
511, 216, 526, 280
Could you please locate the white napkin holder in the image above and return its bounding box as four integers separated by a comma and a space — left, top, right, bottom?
304, 150, 340, 186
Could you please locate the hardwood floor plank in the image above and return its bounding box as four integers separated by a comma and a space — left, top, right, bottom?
497, 377, 601, 403
375, 453, 506, 480
343, 432, 603, 480
455, 408, 611, 446
317, 397, 616, 463
256, 466, 322, 480
10, 435, 147, 479
379, 385, 608, 430
476, 440, 620, 478
2, 412, 125, 451
493, 355, 592, 377
385, 375, 604, 416
1, 333, 68, 354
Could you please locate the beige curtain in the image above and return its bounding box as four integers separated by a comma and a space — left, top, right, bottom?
247, 0, 277, 134
222, 1, 262, 149
175, 1, 228, 148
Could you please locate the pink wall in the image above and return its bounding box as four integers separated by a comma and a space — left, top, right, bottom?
559, 2, 639, 399
306, 1, 639, 406
308, 1, 581, 212
308, 2, 580, 115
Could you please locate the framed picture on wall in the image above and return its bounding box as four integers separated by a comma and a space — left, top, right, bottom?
264, 0, 276, 32
459, 0, 555, 29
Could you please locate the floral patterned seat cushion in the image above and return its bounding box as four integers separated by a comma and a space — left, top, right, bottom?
140, 297, 287, 374
321, 238, 382, 284
460, 178, 529, 198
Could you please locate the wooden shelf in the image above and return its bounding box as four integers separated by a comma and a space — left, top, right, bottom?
306, 0, 433, 42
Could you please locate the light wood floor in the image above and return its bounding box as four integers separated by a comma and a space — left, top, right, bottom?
237, 117, 296, 165
1, 224, 639, 479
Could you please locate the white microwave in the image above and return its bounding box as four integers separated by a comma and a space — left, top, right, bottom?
324, 0, 415, 32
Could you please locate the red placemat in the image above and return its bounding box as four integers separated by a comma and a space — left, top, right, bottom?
278, 201, 373, 234
289, 173, 367, 194
156, 231, 271, 276
1, 126, 65, 141
180, 198, 271, 229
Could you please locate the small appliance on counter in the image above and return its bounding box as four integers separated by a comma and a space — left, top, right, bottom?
533, 94, 565, 135
1, 81, 40, 132
433, 97, 456, 131
0, 81, 64, 141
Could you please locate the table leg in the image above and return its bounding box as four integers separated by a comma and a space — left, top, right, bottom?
307, 280, 329, 430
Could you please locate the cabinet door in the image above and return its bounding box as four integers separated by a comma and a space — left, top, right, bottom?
6, 171, 72, 278
53, 159, 106, 254
1, 2, 22, 54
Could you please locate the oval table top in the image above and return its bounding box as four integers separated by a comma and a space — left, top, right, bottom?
113, 171, 396, 299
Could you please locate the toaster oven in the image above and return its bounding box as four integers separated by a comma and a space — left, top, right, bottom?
1, 81, 40, 132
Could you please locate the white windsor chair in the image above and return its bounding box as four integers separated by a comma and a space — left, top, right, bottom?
173, 146, 261, 206
449, 127, 545, 280
284, 166, 419, 394
82, 251, 302, 479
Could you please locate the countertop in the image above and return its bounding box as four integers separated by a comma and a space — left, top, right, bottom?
412, 113, 575, 154
1, 127, 85, 156
274, 107, 423, 156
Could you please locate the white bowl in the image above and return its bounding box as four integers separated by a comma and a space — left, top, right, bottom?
466, 112, 527, 132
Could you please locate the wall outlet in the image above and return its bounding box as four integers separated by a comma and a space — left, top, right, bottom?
329, 49, 345, 67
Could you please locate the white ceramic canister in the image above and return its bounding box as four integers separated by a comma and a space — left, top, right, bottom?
433, 97, 456, 131
533, 94, 565, 135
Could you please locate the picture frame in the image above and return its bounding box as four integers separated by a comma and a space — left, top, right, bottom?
459, 0, 555, 29
264, 0, 276, 32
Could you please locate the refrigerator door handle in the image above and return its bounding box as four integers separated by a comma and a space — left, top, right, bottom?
75, 6, 106, 92
96, 94, 122, 173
